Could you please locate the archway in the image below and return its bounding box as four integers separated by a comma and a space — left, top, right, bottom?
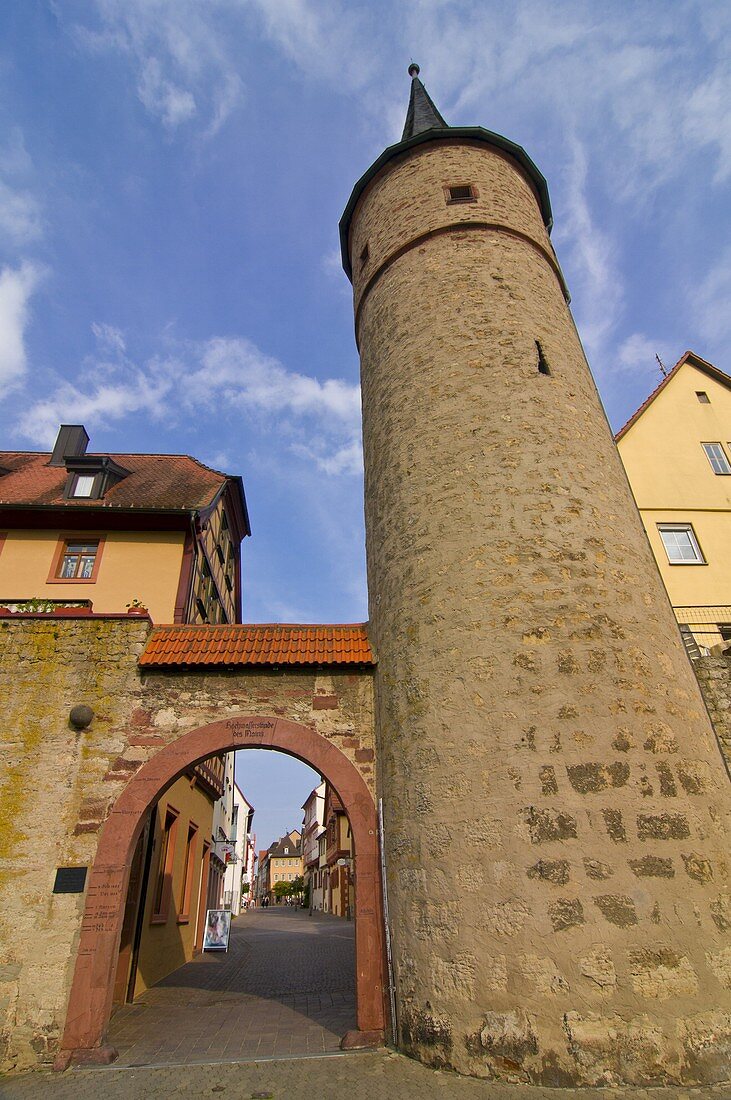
58, 715, 386, 1067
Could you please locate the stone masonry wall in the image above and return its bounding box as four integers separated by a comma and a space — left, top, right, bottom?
695, 652, 731, 774
0, 616, 375, 1071
350, 139, 731, 1087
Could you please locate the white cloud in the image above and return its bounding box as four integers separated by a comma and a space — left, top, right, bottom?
0, 130, 43, 247
615, 333, 676, 378
137, 57, 197, 128
188, 337, 361, 423
91, 322, 127, 355
691, 245, 731, 350
15, 365, 173, 447
70, 0, 243, 133
247, 0, 374, 88
0, 181, 43, 247
684, 66, 731, 184
15, 331, 362, 475
0, 262, 44, 391
555, 138, 622, 369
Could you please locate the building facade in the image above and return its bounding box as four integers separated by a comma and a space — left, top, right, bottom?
0, 424, 249, 1000
324, 785, 353, 919
301, 781, 326, 910
616, 351, 731, 654
260, 830, 303, 904
113, 756, 225, 1000
0, 424, 250, 624
223, 782, 255, 916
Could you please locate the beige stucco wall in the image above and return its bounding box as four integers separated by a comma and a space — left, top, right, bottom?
0, 529, 185, 623
617, 364, 731, 636
350, 138, 731, 1086
0, 616, 375, 1071
132, 774, 215, 997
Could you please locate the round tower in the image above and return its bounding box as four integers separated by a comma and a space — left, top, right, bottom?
341, 68, 731, 1086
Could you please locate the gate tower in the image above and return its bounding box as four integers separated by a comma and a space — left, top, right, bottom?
340, 66, 731, 1085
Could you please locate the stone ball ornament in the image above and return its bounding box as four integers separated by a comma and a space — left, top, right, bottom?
69, 704, 94, 729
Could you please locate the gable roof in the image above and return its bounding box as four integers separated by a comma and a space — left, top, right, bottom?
268, 832, 302, 858
615, 351, 731, 442
0, 450, 231, 513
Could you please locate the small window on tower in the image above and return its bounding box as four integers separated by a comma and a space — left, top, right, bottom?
446, 184, 476, 204
536, 341, 551, 376
360, 243, 369, 268
696, 391, 710, 403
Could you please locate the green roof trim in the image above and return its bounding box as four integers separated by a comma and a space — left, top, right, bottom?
339, 126, 553, 281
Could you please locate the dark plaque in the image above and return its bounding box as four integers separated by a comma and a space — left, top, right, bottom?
53, 866, 88, 894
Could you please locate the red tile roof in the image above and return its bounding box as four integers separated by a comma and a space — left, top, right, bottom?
615, 350, 731, 441
0, 451, 227, 511
138, 623, 374, 668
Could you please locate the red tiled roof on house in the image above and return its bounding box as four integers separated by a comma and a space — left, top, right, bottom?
138, 623, 374, 668
0, 451, 228, 511
615, 350, 731, 441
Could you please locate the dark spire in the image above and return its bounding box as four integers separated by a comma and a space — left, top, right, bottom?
401, 63, 447, 141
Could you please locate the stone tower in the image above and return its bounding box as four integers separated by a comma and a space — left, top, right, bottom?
340, 67, 731, 1085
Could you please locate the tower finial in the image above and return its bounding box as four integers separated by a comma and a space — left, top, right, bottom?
401, 64, 447, 141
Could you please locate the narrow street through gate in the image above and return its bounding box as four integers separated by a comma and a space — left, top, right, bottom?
107, 907, 355, 1066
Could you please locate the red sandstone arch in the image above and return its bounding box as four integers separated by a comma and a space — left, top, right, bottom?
58, 716, 386, 1067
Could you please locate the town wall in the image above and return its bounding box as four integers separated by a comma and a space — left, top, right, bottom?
349, 138, 731, 1086
0, 615, 375, 1071
695, 652, 731, 774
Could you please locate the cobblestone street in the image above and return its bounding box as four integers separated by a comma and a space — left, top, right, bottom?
3, 1050, 731, 1100
106, 906, 355, 1065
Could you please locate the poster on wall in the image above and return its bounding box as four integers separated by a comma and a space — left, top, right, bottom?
203, 909, 231, 951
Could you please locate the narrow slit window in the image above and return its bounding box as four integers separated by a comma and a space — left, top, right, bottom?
446, 184, 476, 204
536, 340, 551, 375
696, 391, 710, 403
359, 243, 369, 268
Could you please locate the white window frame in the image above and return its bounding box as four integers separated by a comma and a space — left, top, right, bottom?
72, 474, 96, 498
657, 523, 705, 565
702, 442, 731, 475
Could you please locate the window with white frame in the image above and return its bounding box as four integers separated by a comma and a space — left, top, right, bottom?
702, 443, 731, 475
657, 524, 705, 564
72, 474, 96, 497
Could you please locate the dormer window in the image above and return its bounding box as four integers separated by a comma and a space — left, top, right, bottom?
63, 455, 130, 501
72, 475, 96, 498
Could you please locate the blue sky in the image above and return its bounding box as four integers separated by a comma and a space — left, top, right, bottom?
2, 2, 729, 844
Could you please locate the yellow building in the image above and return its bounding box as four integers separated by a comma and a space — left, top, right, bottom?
616, 350, 731, 652
113, 759, 225, 1000
264, 830, 303, 903
0, 424, 250, 1000
0, 423, 250, 624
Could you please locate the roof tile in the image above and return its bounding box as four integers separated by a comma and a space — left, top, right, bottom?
139, 623, 374, 669
0, 451, 226, 511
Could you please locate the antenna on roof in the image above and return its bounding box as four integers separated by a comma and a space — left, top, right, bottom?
656, 354, 668, 378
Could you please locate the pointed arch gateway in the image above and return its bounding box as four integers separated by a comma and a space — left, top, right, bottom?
58, 715, 387, 1067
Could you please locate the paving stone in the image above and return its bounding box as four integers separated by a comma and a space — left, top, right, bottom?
3, 1050, 731, 1099
106, 907, 355, 1067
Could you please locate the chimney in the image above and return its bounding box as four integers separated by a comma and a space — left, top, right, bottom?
49, 425, 90, 467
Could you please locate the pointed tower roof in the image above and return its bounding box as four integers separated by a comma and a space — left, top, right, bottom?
339, 64, 553, 281
401, 63, 447, 140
